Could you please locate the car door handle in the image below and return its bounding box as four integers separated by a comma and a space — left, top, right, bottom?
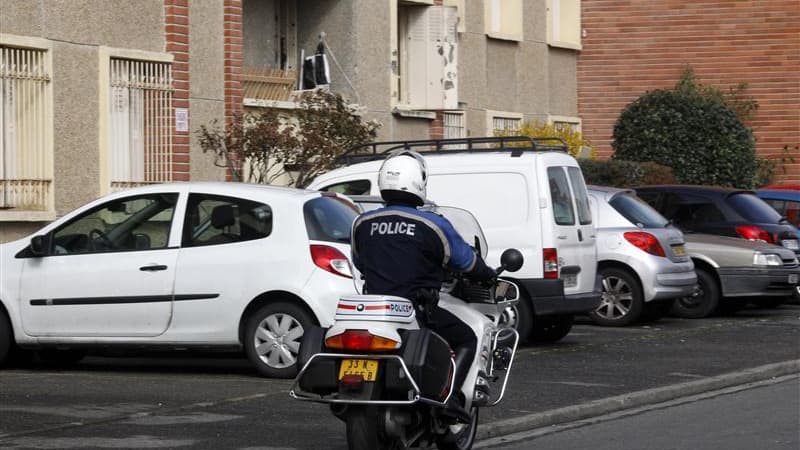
557, 235, 567, 240
140, 264, 168, 272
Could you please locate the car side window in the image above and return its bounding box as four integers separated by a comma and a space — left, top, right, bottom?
183, 194, 273, 247
672, 194, 725, 226
567, 167, 592, 225
320, 180, 371, 196
51, 194, 178, 255
547, 167, 576, 225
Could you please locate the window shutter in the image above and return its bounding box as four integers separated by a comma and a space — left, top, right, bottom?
406, 5, 458, 109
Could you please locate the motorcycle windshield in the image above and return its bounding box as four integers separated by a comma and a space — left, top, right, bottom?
433, 206, 488, 259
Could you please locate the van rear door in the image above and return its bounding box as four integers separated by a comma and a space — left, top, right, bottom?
545, 166, 597, 297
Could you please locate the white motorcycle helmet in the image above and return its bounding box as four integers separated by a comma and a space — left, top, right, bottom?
378, 150, 428, 206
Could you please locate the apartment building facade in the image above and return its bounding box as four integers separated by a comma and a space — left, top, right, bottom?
578, 0, 800, 183
0, 0, 582, 241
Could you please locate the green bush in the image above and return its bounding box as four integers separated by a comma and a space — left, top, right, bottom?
612, 69, 757, 188
579, 159, 675, 188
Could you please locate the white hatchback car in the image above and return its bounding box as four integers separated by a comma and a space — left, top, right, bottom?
587, 186, 697, 326
0, 182, 359, 377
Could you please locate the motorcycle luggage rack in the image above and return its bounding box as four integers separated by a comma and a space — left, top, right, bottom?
337, 136, 568, 165
289, 353, 457, 408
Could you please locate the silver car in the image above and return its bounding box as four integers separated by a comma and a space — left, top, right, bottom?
587, 186, 697, 326
676, 233, 800, 318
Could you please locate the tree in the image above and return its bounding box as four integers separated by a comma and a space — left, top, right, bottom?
197, 90, 380, 188
495, 121, 593, 158
612, 67, 757, 188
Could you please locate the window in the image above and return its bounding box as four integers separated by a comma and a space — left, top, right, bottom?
108, 57, 173, 191
183, 194, 273, 247
547, 167, 575, 225
394, 3, 459, 109
0, 41, 53, 216
487, 110, 522, 135
664, 194, 725, 227
610, 193, 669, 229
51, 194, 178, 255
726, 193, 783, 223
304, 196, 359, 244
443, 111, 466, 139
321, 180, 372, 196
763, 198, 800, 227
485, 0, 523, 41
567, 166, 591, 225
242, 0, 298, 102
547, 0, 581, 50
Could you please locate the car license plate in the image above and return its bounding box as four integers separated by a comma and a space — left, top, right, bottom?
781, 239, 799, 250
671, 244, 687, 256
789, 274, 799, 284
339, 359, 378, 382
562, 273, 577, 288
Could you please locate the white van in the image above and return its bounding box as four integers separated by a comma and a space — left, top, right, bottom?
308, 137, 601, 343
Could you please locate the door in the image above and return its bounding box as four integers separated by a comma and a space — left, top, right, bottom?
546, 166, 596, 296
18, 193, 180, 337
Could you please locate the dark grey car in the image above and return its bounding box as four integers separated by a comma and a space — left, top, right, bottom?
677, 233, 800, 318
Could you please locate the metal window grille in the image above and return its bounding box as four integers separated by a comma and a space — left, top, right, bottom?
0, 46, 51, 210
492, 116, 521, 133
109, 58, 173, 191
443, 112, 465, 139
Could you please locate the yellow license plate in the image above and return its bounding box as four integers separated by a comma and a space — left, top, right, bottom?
672, 244, 687, 256
339, 359, 378, 382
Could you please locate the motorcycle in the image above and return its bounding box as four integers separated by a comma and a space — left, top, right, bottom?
290, 206, 524, 450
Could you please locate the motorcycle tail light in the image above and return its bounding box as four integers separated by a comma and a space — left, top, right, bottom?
310, 244, 353, 278
543, 248, 559, 279
325, 330, 399, 351
735, 225, 774, 244
623, 231, 666, 257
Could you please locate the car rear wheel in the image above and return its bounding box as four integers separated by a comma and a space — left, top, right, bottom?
244, 302, 314, 378
589, 268, 644, 327
671, 268, 719, 319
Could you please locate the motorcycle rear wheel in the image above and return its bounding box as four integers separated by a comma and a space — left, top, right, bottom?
436, 406, 479, 450
345, 406, 401, 450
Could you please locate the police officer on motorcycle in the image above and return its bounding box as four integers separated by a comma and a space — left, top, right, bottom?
351, 150, 497, 421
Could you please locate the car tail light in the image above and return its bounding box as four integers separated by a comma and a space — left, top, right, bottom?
310, 245, 353, 278
325, 330, 399, 351
624, 231, 666, 257
735, 225, 774, 244
543, 248, 559, 279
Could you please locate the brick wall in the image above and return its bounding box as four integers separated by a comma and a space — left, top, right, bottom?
578, 0, 800, 183
165, 0, 191, 181
223, 0, 243, 181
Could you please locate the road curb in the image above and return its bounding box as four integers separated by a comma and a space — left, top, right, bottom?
477, 359, 800, 441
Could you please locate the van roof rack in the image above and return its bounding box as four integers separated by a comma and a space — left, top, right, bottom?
337, 136, 568, 165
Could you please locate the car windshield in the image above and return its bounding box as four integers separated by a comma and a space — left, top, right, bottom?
609, 192, 669, 228
726, 192, 783, 223
304, 196, 359, 243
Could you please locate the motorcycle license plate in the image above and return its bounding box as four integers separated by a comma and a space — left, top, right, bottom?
339, 359, 378, 382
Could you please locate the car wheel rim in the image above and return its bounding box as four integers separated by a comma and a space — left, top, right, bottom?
597, 275, 634, 320
500, 305, 519, 329
678, 285, 705, 309
254, 313, 304, 369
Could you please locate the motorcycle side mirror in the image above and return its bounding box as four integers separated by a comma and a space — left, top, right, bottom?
499, 248, 524, 273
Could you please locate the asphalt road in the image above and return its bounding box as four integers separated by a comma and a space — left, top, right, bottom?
483, 376, 800, 450
0, 304, 798, 449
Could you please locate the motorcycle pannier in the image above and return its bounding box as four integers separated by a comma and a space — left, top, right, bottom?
385, 328, 453, 401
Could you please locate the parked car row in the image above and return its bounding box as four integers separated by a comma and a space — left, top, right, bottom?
1, 137, 797, 379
